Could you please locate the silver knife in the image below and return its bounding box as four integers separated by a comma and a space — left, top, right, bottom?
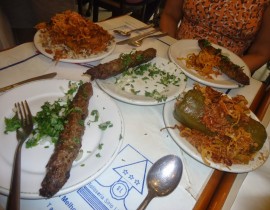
116, 29, 160, 45
0, 72, 57, 92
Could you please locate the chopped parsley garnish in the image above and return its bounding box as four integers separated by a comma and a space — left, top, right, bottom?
73, 137, 80, 144
90, 110, 99, 122
4, 81, 81, 148
120, 52, 134, 68
26, 99, 69, 148
98, 121, 113, 130
145, 90, 167, 102
131, 89, 140, 95
98, 143, 104, 150
120, 51, 145, 69
4, 116, 21, 134
114, 61, 182, 102
87, 110, 100, 125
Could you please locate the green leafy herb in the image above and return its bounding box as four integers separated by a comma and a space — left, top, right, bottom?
115, 62, 182, 102
87, 110, 100, 125
145, 90, 167, 102
4, 115, 21, 134
4, 81, 82, 148
98, 143, 104, 150
98, 121, 113, 130
91, 110, 99, 122
25, 99, 69, 148
120, 52, 133, 68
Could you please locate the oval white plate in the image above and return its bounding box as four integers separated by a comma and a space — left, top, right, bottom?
96, 53, 187, 105
163, 99, 269, 173
0, 79, 124, 199
34, 30, 116, 63
168, 39, 250, 89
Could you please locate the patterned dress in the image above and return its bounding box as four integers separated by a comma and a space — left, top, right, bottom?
177, 0, 270, 55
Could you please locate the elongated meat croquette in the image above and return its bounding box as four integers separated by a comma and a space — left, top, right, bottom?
198, 39, 250, 85
84, 48, 157, 80
39, 82, 93, 198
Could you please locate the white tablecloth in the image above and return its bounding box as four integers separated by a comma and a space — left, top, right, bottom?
0, 15, 264, 210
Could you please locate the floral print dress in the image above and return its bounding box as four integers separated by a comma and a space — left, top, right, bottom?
177, 0, 270, 55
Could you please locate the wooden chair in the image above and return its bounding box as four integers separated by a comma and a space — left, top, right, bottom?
92, 0, 161, 23
77, 0, 93, 17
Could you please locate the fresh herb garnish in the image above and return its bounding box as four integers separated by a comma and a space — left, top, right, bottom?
91, 110, 99, 122
98, 143, 104, 150
145, 90, 167, 102
120, 52, 134, 69
26, 99, 69, 148
4, 115, 21, 134
115, 61, 182, 102
98, 121, 113, 130
4, 81, 82, 148
87, 110, 100, 125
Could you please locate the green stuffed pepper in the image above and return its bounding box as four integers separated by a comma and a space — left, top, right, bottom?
174, 88, 267, 153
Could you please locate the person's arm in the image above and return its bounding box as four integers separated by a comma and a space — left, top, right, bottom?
241, 5, 270, 74
160, 0, 184, 38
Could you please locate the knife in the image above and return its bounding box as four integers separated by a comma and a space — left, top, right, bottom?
116, 29, 160, 45
0, 72, 57, 92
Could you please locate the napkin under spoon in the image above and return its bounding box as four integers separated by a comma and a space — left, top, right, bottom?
114, 24, 154, 36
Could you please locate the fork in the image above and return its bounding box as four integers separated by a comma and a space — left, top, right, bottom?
6, 101, 33, 210
128, 32, 168, 47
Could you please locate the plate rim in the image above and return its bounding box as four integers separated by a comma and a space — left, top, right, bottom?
168, 39, 251, 89
34, 30, 116, 63
0, 79, 124, 199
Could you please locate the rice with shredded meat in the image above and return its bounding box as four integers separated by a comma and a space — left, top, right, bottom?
176, 84, 262, 167
35, 10, 114, 61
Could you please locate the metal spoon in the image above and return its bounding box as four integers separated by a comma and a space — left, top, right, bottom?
113, 24, 154, 36
129, 32, 168, 47
137, 155, 183, 210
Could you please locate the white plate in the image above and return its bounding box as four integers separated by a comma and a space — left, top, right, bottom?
96, 54, 187, 105
34, 30, 116, 63
0, 79, 124, 199
163, 99, 269, 173
168, 39, 251, 89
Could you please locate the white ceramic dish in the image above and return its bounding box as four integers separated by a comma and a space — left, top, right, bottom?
163, 99, 269, 173
0, 79, 124, 199
168, 39, 250, 89
96, 54, 187, 105
34, 30, 116, 63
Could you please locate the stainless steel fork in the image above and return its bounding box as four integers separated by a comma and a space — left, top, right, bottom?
6, 101, 33, 210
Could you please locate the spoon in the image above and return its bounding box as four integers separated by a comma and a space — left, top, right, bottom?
137, 155, 183, 210
129, 32, 168, 47
113, 24, 154, 36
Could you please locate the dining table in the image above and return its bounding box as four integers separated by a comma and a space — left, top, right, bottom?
0, 14, 268, 210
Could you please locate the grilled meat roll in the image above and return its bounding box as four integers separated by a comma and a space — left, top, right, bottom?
39, 82, 93, 198
198, 39, 250, 85
84, 48, 157, 80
